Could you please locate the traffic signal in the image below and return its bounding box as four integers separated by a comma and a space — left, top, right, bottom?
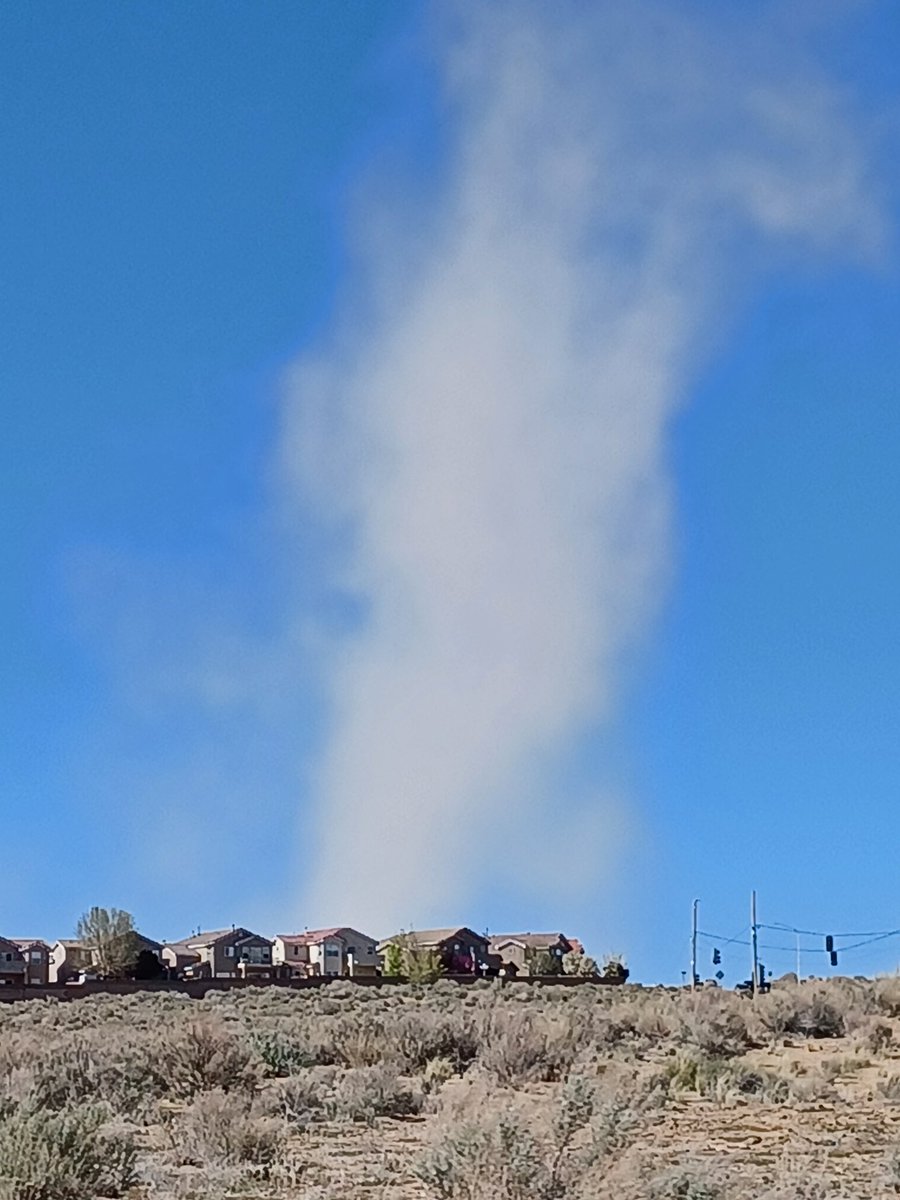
825, 935, 834, 953
830, 951, 838, 967
712, 948, 721, 966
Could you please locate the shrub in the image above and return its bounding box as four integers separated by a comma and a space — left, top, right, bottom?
416, 1073, 656, 1200
751, 986, 846, 1041
157, 1019, 260, 1097
791, 990, 847, 1039
477, 1006, 582, 1084
423, 1056, 457, 1093
562, 951, 598, 977
415, 1108, 554, 1200
678, 994, 750, 1058
394, 1008, 479, 1073
273, 1064, 422, 1127
271, 1067, 336, 1129
0, 1104, 136, 1200
169, 1089, 286, 1167
875, 977, 900, 1018
326, 1065, 423, 1124
251, 1030, 315, 1077
665, 1051, 789, 1104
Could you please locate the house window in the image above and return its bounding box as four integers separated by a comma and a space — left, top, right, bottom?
238, 945, 272, 965
347, 946, 356, 955
224, 946, 235, 958
30, 952, 42, 963
325, 948, 339, 957
293, 946, 300, 957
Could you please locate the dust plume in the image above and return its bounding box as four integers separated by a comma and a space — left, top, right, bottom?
281, 1, 882, 932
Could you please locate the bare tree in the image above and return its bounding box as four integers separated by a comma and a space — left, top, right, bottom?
75, 907, 139, 978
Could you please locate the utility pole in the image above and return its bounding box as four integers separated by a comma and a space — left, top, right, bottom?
691, 899, 699, 991
750, 890, 759, 997
795, 929, 801, 981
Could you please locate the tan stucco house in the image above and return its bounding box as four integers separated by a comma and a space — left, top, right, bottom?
49, 939, 96, 984
272, 927, 379, 977
162, 927, 274, 979
488, 932, 573, 976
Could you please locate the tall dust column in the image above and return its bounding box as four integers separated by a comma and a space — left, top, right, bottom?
280, 1, 883, 931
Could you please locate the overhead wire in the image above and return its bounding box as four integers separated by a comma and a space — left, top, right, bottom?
698, 926, 900, 958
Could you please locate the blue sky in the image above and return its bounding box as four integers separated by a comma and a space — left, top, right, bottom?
2, 2, 899, 983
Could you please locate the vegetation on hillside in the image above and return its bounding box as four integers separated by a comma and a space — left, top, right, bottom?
1, 976, 900, 1197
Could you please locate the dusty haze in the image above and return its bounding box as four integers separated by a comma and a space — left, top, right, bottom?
281, 1, 882, 933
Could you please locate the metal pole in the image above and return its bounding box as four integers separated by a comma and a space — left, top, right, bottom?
795, 930, 801, 981
751, 890, 759, 997
691, 899, 699, 990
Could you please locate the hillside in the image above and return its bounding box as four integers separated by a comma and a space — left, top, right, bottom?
1, 976, 899, 1198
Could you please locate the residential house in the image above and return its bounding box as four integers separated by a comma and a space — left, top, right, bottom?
50, 933, 163, 983
488, 932, 573, 977
161, 928, 274, 979
272, 927, 379, 978
0, 938, 27, 986
378, 927, 491, 975
49, 940, 96, 984
8, 939, 51, 986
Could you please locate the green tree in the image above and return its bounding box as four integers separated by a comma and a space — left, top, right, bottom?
383, 941, 405, 978
384, 932, 443, 983
75, 907, 139, 978
404, 936, 443, 985
562, 950, 599, 977
600, 953, 629, 982
526, 948, 564, 976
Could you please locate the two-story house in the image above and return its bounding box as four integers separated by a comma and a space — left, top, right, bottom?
9, 939, 51, 986
49, 933, 163, 983
378, 927, 491, 975
488, 932, 573, 976
49, 939, 96, 984
161, 927, 273, 979
0, 938, 27, 986
272, 927, 379, 978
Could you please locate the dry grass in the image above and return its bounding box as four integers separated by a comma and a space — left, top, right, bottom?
1, 977, 900, 1197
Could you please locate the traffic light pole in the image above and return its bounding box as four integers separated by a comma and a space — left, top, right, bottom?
691, 899, 698, 991
751, 890, 759, 997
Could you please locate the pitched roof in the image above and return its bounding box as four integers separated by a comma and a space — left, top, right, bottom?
489, 933, 572, 951
232, 932, 272, 947
168, 928, 249, 949
378, 927, 488, 950
8, 939, 50, 951
132, 933, 164, 953
276, 927, 344, 945
277, 927, 374, 946
163, 942, 201, 959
